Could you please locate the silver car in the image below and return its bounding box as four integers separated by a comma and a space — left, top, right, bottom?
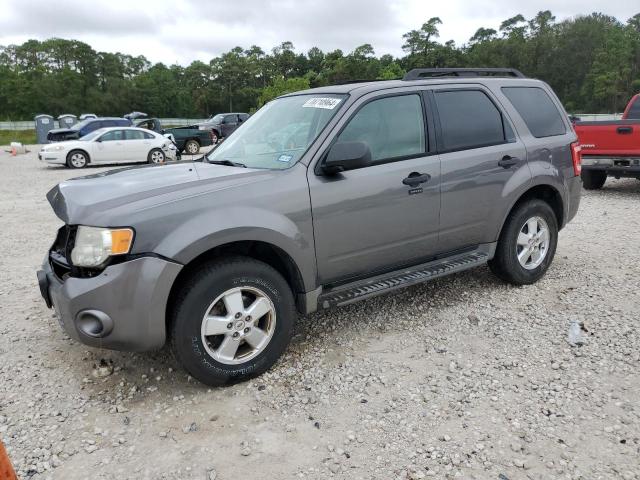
38, 68, 582, 386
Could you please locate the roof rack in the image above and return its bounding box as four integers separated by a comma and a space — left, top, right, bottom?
403, 68, 525, 80
331, 78, 388, 86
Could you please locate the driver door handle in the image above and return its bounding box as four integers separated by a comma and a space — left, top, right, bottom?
498, 155, 519, 168
402, 172, 431, 187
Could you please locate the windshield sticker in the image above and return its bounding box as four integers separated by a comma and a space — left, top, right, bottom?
277, 154, 293, 162
302, 97, 342, 110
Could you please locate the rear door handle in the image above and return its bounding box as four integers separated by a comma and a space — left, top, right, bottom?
617, 126, 633, 134
498, 156, 519, 168
402, 172, 431, 187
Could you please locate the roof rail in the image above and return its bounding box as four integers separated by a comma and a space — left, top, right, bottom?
403, 68, 525, 80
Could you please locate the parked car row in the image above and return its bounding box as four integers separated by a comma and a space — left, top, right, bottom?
39, 127, 178, 168
42, 112, 250, 166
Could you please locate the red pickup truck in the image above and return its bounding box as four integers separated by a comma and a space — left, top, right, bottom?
574, 94, 640, 189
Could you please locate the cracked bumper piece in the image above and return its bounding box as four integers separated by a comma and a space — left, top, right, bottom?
38, 256, 182, 352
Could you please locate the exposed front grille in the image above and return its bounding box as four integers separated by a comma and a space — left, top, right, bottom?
49, 225, 75, 280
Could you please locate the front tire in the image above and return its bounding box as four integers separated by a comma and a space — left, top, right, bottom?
66, 150, 88, 168
581, 170, 606, 190
170, 257, 296, 386
184, 139, 200, 155
489, 199, 558, 285
148, 148, 165, 164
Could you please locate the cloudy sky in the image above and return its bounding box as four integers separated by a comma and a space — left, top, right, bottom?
0, 0, 637, 65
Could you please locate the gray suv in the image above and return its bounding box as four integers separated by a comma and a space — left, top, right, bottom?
37, 68, 582, 386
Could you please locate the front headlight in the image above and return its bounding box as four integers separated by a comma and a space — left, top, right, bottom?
71, 226, 134, 267
45, 145, 65, 151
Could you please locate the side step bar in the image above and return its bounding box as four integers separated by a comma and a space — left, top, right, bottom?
317, 246, 493, 309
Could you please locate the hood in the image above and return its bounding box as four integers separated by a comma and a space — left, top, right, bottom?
46, 161, 271, 225
41, 139, 83, 150
47, 128, 77, 135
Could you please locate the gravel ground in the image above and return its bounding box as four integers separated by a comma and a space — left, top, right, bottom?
1, 148, 639, 480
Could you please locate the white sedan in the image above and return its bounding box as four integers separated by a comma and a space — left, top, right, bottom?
38, 127, 178, 168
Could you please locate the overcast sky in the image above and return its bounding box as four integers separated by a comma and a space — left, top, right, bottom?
0, 0, 637, 65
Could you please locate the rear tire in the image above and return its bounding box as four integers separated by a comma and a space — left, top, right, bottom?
170, 256, 296, 386
148, 148, 165, 164
489, 199, 558, 285
581, 170, 606, 190
66, 150, 89, 169
184, 139, 200, 155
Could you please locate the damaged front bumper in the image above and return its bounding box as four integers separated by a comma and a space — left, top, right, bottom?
37, 255, 182, 352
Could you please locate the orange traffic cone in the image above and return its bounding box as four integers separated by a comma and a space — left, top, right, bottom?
0, 440, 17, 480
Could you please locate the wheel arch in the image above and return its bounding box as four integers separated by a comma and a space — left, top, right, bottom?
166, 240, 307, 333
497, 184, 564, 240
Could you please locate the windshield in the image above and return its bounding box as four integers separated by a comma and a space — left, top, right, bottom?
209, 114, 224, 123
206, 94, 347, 170
69, 119, 93, 131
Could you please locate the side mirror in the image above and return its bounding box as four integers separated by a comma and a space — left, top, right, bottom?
322, 141, 372, 174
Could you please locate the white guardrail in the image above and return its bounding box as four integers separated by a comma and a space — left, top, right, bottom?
0, 114, 627, 130
0, 118, 208, 130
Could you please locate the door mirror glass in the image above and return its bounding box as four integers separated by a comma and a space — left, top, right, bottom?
323, 141, 372, 174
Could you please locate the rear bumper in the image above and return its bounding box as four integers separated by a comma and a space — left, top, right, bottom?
565, 175, 582, 226
582, 164, 640, 178
37, 256, 182, 352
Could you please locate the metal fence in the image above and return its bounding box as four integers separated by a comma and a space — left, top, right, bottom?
0, 118, 208, 130
0, 114, 626, 131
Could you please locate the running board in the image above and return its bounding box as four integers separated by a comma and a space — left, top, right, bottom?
317, 247, 492, 309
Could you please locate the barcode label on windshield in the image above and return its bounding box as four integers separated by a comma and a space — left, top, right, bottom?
302, 98, 342, 109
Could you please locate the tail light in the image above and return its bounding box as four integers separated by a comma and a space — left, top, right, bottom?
571, 142, 582, 176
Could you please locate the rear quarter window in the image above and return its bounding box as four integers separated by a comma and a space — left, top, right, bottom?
626, 97, 640, 119
502, 87, 566, 138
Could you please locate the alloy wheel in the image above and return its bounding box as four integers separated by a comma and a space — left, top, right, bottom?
516, 216, 550, 270
200, 286, 276, 365
70, 152, 86, 168
150, 150, 164, 163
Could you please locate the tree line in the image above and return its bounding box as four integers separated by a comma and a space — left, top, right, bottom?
0, 10, 639, 120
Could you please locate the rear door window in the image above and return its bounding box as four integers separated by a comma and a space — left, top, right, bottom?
626, 97, 640, 119
502, 87, 566, 137
337, 94, 426, 164
100, 130, 124, 141
125, 130, 146, 140
434, 90, 506, 151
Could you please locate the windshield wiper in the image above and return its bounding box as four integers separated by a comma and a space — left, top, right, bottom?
208, 159, 247, 168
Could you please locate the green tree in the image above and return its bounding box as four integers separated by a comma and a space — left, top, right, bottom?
257, 77, 310, 107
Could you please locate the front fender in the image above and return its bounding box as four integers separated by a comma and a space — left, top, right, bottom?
153, 205, 316, 291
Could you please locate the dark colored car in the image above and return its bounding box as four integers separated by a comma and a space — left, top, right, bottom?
161, 126, 214, 154
198, 113, 249, 143
47, 117, 132, 142
135, 117, 163, 133
38, 68, 582, 386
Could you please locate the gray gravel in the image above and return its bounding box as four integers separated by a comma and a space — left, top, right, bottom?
1, 149, 639, 480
